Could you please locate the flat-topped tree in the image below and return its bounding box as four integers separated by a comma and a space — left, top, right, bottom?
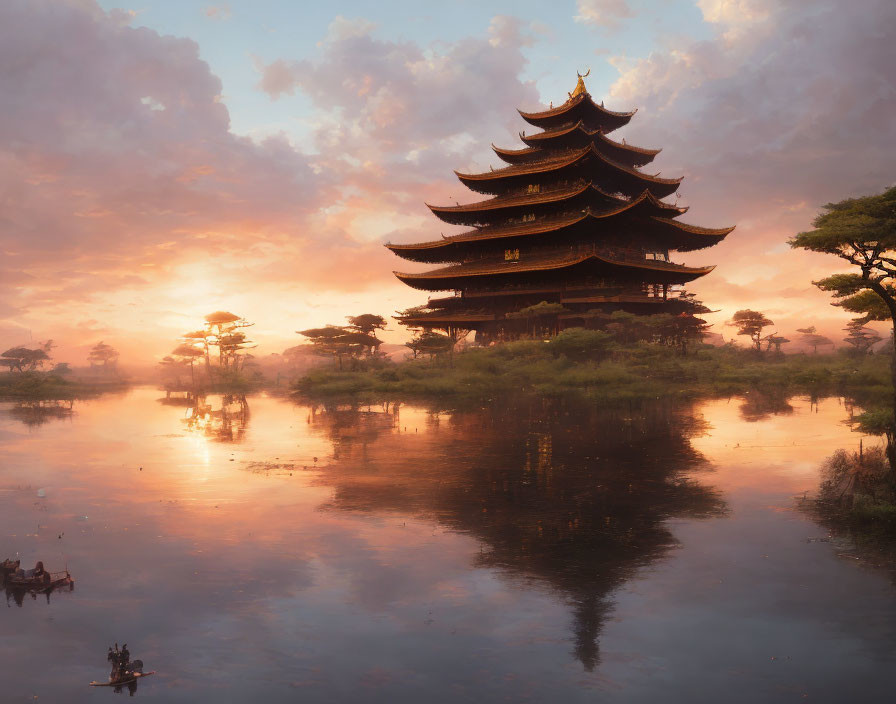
203, 311, 254, 371
843, 319, 881, 355
88, 341, 119, 370
728, 310, 773, 351
0, 340, 53, 373
406, 331, 456, 360
796, 326, 833, 353
346, 314, 387, 337
298, 325, 381, 370
171, 343, 205, 385
387, 73, 733, 342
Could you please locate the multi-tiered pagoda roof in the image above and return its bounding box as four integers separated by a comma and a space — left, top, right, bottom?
387, 74, 733, 340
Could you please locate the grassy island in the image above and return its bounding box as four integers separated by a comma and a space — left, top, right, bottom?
0, 371, 129, 401
294, 329, 891, 410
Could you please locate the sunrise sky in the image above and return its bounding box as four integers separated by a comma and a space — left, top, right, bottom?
2, 0, 895, 365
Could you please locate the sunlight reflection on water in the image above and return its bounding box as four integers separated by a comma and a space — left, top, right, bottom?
0, 388, 894, 703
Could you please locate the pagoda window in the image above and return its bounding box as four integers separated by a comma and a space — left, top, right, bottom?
526, 184, 541, 194
521, 213, 536, 223
645, 251, 669, 262
504, 248, 520, 261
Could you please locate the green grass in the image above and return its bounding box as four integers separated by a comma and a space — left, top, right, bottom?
0, 372, 129, 400
294, 332, 894, 408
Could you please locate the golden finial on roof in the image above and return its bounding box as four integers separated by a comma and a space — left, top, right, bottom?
571, 69, 590, 98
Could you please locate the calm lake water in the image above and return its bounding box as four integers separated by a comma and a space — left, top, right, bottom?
2, 388, 896, 702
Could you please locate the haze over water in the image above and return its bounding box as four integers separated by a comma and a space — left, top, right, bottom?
1, 390, 895, 702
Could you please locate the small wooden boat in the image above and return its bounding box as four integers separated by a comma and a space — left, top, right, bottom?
89, 671, 156, 687
5, 569, 73, 592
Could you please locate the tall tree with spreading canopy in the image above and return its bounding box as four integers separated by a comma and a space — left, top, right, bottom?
171, 343, 205, 385
842, 319, 882, 355
0, 340, 53, 373
298, 326, 381, 370
182, 329, 212, 373
728, 310, 774, 351
346, 314, 387, 337
203, 312, 255, 371
87, 341, 120, 369
790, 186, 896, 466
795, 326, 834, 353
405, 331, 456, 360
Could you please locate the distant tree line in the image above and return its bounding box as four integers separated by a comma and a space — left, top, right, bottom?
0, 339, 121, 375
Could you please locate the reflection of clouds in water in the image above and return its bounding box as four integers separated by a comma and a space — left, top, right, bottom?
2, 390, 893, 702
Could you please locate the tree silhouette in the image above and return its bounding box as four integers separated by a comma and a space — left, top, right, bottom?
298, 326, 381, 369
0, 342, 52, 373
171, 343, 205, 385
793, 326, 831, 353
203, 312, 255, 371
405, 331, 456, 360
728, 310, 774, 350
842, 319, 881, 355
346, 314, 387, 336
87, 341, 120, 370
790, 186, 896, 466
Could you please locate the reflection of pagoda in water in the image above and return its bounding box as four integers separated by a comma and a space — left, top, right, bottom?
307, 398, 725, 670
183, 394, 250, 442
388, 74, 733, 340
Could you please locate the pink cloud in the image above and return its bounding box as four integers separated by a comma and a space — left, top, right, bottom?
605, 0, 896, 338
574, 0, 635, 30
0, 2, 399, 335
1, 3, 542, 360
254, 15, 540, 176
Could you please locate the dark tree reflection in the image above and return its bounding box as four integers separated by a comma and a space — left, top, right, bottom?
6, 399, 74, 427
306, 397, 725, 671
182, 394, 250, 442
739, 390, 795, 422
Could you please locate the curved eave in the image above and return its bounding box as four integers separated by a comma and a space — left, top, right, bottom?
426, 181, 593, 224
520, 120, 661, 159
455, 145, 591, 183
394, 254, 714, 291
386, 213, 589, 262
653, 218, 736, 252
388, 213, 583, 251
387, 194, 699, 263
454, 144, 682, 197
491, 144, 538, 164
398, 312, 498, 324
519, 120, 592, 146
427, 184, 685, 227
387, 211, 727, 264
598, 131, 659, 155
518, 93, 635, 132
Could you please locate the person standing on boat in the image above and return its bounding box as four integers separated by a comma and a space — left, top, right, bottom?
109, 643, 121, 680
120, 644, 130, 670
33, 561, 50, 584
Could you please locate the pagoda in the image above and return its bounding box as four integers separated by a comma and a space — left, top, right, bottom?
387, 73, 734, 341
